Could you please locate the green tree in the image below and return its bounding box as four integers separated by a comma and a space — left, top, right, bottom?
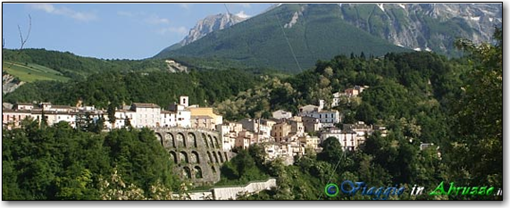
107, 103, 116, 129
449, 27, 502, 188
317, 137, 344, 164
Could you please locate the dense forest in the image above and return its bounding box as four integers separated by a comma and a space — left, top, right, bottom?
2, 28, 502, 200
2, 120, 182, 200
3, 68, 259, 109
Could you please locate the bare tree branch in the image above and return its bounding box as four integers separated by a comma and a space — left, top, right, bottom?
18, 14, 32, 50
6, 15, 31, 70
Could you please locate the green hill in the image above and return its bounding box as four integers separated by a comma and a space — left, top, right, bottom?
3, 48, 169, 80
3, 61, 69, 82
155, 4, 410, 73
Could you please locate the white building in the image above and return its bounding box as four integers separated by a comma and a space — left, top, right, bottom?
299, 101, 341, 128
168, 97, 192, 128
320, 128, 359, 151
14, 103, 34, 111
130, 103, 161, 128
161, 110, 177, 127
300, 110, 340, 128
104, 109, 136, 129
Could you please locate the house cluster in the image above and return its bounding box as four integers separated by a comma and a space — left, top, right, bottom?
217, 115, 319, 165
217, 95, 382, 165
320, 121, 387, 151
332, 85, 367, 107
3, 90, 383, 166
104, 96, 223, 130
2, 102, 85, 129
2, 96, 223, 131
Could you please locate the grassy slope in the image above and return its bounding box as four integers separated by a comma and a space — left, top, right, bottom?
3, 61, 70, 82
3, 49, 169, 80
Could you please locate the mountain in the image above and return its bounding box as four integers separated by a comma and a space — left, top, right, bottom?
338, 3, 502, 55
155, 4, 410, 72
164, 13, 247, 51
155, 3, 501, 72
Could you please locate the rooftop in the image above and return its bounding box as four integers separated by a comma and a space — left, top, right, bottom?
133, 103, 160, 108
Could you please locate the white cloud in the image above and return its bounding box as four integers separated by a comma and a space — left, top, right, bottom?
30, 3, 55, 13
158, 26, 188, 36
146, 15, 170, 25
235, 11, 251, 19
29, 3, 97, 22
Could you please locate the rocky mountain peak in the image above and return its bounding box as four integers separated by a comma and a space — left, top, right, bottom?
339, 3, 501, 55
179, 12, 247, 47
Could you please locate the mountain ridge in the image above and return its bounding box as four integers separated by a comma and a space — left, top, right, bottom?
155, 3, 501, 72
155, 4, 410, 72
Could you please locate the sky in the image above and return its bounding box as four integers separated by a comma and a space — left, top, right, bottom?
1, 2, 273, 60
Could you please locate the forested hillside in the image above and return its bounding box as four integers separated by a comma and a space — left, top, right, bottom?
3, 123, 181, 200
2, 28, 502, 200
3, 68, 259, 109
156, 4, 410, 72
3, 49, 168, 80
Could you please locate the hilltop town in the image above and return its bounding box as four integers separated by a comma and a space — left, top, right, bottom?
3, 85, 389, 166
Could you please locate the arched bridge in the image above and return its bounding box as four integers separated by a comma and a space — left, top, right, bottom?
152, 127, 231, 186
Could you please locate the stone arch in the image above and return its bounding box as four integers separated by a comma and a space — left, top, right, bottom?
218, 151, 224, 163
224, 152, 229, 162
208, 135, 215, 148
214, 136, 220, 149
202, 133, 209, 148
188, 132, 197, 148
179, 151, 189, 164
190, 151, 200, 164
169, 151, 177, 164
194, 166, 203, 179
165, 133, 175, 148
211, 165, 217, 174
155, 133, 163, 146
213, 152, 219, 163
176, 133, 185, 148
207, 151, 212, 163
183, 167, 192, 179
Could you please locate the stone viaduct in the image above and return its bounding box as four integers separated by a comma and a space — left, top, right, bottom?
152, 127, 231, 186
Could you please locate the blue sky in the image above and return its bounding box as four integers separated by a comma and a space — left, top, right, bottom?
2, 3, 273, 59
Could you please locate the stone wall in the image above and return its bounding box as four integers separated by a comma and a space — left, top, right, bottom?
175, 178, 277, 200
153, 127, 232, 186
